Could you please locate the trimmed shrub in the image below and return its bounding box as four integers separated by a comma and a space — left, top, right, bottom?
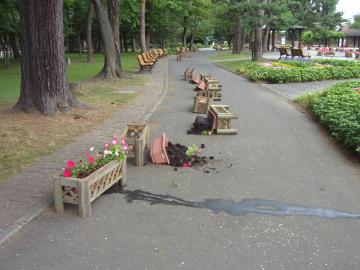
299, 81, 360, 155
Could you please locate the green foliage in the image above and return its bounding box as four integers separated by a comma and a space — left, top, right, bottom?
185, 144, 200, 157
237, 60, 360, 84
352, 14, 360, 29
299, 82, 360, 155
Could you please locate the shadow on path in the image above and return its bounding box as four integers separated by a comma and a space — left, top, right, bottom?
118, 189, 360, 220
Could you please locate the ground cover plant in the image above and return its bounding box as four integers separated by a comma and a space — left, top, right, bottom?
236, 59, 360, 83
297, 81, 360, 156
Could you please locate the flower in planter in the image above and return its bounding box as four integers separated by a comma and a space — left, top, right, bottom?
62, 135, 128, 179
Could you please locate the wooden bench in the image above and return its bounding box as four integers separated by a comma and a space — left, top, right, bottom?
291, 48, 311, 60
207, 105, 237, 134
137, 55, 153, 72
279, 47, 291, 59
122, 123, 150, 166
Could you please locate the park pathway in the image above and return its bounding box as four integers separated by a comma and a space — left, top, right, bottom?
1, 51, 360, 270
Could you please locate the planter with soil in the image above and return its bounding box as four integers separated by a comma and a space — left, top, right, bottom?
54, 159, 127, 217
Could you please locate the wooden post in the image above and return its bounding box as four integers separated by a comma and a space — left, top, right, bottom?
121, 159, 127, 186
54, 178, 64, 214
135, 139, 143, 166
79, 181, 91, 218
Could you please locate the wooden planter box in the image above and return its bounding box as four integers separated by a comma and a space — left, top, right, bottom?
207, 83, 222, 101
207, 105, 238, 134
122, 123, 150, 166
54, 159, 127, 217
184, 67, 194, 81
193, 95, 212, 114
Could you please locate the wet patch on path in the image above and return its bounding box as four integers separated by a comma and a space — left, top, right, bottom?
121, 189, 360, 220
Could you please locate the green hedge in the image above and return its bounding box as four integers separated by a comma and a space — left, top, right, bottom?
237, 60, 360, 83
299, 81, 360, 155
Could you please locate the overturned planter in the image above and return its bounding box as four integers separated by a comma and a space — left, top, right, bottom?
54, 159, 127, 218
150, 133, 170, 164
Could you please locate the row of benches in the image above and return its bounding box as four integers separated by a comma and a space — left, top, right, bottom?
137, 48, 168, 72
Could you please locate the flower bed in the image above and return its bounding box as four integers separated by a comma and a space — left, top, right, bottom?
54, 135, 128, 217
237, 60, 360, 83
297, 81, 360, 155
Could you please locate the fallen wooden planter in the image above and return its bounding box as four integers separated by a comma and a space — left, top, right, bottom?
150, 133, 170, 164
208, 105, 238, 134
122, 123, 149, 166
184, 67, 194, 81
54, 159, 127, 217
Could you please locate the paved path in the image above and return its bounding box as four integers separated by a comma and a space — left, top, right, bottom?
262, 79, 360, 100
1, 52, 360, 270
0, 58, 168, 245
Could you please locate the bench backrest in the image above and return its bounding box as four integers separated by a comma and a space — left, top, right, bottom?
291, 48, 304, 57
137, 55, 149, 66
279, 47, 290, 55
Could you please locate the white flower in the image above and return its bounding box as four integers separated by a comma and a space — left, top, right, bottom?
104, 150, 110, 156
89, 147, 94, 152
115, 151, 119, 157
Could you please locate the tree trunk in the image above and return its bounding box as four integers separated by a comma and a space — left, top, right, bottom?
232, 15, 241, 54
252, 0, 265, 60
86, 1, 94, 63
182, 17, 188, 47
190, 28, 196, 50
140, 0, 147, 52
92, 0, 123, 79
271, 29, 276, 51
145, 30, 150, 49
15, 0, 80, 115
123, 30, 128, 52
120, 32, 124, 52
108, 0, 120, 52
130, 30, 136, 52
262, 25, 270, 52
9, 33, 20, 58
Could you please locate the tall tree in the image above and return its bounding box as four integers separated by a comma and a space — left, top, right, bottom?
252, 0, 265, 60
86, 1, 94, 63
92, 0, 123, 79
15, 0, 80, 115
140, 0, 147, 52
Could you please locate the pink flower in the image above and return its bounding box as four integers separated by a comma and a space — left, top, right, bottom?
63, 169, 72, 177
67, 160, 76, 169
104, 143, 109, 149
88, 156, 95, 164
183, 162, 191, 168
112, 135, 119, 145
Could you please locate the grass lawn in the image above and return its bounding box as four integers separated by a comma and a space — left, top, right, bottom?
0, 52, 139, 105
0, 52, 145, 183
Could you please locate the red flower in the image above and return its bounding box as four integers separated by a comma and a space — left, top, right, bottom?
67, 160, 76, 169
63, 169, 72, 177
88, 156, 95, 164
